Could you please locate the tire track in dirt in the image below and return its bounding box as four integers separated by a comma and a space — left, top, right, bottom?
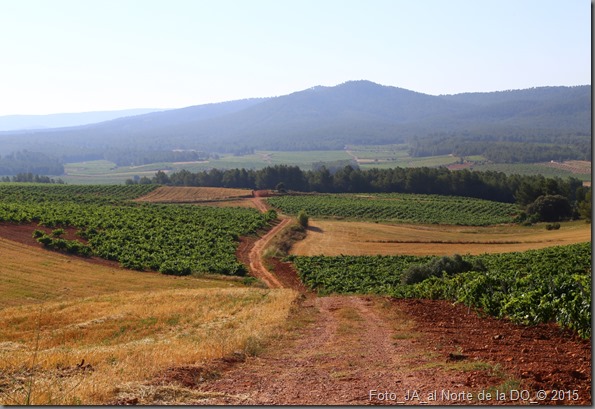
245, 196, 288, 289
209, 197, 480, 404
247, 218, 291, 289
191, 295, 486, 405
251, 197, 269, 213
194, 196, 556, 405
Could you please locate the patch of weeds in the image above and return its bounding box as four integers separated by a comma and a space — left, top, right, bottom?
392, 332, 417, 340
243, 336, 265, 357
139, 317, 158, 327
113, 325, 130, 338
447, 345, 467, 362
241, 276, 258, 286
338, 307, 363, 322
483, 377, 522, 396
330, 370, 354, 380
413, 357, 499, 374
165, 315, 181, 326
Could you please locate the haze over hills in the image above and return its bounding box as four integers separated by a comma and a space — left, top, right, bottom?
0, 80, 590, 169
0, 108, 165, 132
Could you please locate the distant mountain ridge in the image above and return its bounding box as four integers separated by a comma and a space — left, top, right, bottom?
0, 81, 590, 162
0, 108, 165, 132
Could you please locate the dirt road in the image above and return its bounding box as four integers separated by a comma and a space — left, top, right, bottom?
247, 217, 291, 288
193, 295, 481, 405
191, 197, 592, 405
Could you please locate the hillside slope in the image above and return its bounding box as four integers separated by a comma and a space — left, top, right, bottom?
0, 81, 590, 158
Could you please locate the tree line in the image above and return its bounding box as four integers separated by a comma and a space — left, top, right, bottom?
409, 136, 591, 163
0, 172, 65, 184
129, 164, 587, 207
0, 150, 64, 176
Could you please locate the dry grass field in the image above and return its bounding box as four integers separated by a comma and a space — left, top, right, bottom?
543, 160, 591, 175
291, 219, 591, 256
0, 237, 243, 309
0, 238, 298, 404
134, 186, 253, 203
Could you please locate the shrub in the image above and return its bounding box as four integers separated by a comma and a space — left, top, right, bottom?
51, 228, 66, 238
401, 254, 486, 285
545, 223, 561, 230
526, 195, 572, 222
297, 210, 309, 228
36, 235, 52, 246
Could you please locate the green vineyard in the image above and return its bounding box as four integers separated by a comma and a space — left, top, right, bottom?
290, 242, 592, 338
268, 193, 520, 225
0, 183, 158, 204
0, 184, 273, 275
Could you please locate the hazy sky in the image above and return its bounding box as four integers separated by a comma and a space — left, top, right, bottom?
0, 0, 590, 115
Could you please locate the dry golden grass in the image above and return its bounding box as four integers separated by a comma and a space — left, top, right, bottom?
0, 237, 243, 309
543, 160, 591, 174
134, 186, 253, 203
0, 287, 298, 405
291, 219, 591, 256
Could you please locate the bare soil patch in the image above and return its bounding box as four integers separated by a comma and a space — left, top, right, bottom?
291, 220, 591, 256
397, 299, 591, 405
250, 196, 270, 212
266, 257, 309, 294
0, 221, 123, 269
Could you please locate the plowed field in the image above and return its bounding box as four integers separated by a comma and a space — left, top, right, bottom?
134, 186, 253, 203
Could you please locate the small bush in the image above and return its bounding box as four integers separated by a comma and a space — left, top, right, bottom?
297, 210, 309, 228
36, 235, 53, 246
51, 228, 66, 238
401, 254, 486, 285
545, 223, 561, 230
32, 229, 45, 238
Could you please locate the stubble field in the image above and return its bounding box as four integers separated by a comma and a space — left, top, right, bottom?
290, 219, 592, 256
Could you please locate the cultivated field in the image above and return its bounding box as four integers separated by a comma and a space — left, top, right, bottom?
134, 186, 253, 203
290, 219, 592, 256
268, 193, 520, 226
0, 183, 591, 404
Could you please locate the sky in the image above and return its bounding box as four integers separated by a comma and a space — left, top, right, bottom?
0, 0, 591, 115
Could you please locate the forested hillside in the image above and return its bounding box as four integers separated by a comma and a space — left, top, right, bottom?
0, 81, 589, 174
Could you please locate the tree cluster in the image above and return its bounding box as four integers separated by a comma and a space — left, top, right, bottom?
409, 136, 590, 162
0, 151, 64, 176
0, 172, 65, 184
133, 164, 585, 209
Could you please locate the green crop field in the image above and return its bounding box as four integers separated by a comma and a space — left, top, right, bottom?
290, 242, 591, 338
471, 162, 592, 181
268, 193, 520, 226
0, 184, 274, 275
